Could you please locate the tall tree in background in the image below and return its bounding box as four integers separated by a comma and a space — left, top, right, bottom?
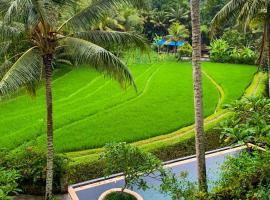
191, 0, 208, 192
211, 0, 270, 96
0, 0, 147, 199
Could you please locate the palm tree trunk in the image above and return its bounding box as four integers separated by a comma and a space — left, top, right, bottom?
267, 5, 270, 97
191, 0, 207, 192
43, 54, 54, 200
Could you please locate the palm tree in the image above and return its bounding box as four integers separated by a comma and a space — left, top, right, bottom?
0, 0, 147, 199
167, 22, 189, 54
168, 22, 190, 41
191, 0, 208, 192
211, 0, 270, 96
166, 4, 190, 24
96, 7, 144, 32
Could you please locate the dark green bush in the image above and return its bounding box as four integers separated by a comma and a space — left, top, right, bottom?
210, 39, 257, 65
222, 30, 243, 48
219, 97, 270, 147
104, 192, 136, 200
0, 168, 20, 200
210, 39, 230, 63
210, 150, 270, 200
1, 146, 69, 195
101, 142, 162, 191
177, 42, 192, 59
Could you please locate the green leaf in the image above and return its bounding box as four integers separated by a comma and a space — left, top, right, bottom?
60, 37, 136, 89
0, 47, 43, 97
73, 30, 148, 52
60, 0, 146, 31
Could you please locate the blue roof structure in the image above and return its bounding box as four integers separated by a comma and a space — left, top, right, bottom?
157, 39, 166, 45
157, 39, 185, 47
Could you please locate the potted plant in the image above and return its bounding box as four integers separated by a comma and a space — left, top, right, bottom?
99, 143, 163, 200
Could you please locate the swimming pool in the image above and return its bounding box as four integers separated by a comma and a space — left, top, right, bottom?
69, 145, 246, 200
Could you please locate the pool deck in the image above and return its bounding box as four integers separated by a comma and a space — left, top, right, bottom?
69, 145, 247, 200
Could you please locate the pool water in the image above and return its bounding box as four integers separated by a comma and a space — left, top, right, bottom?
70, 146, 245, 200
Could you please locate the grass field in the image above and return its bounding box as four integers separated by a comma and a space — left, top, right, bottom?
0, 60, 256, 153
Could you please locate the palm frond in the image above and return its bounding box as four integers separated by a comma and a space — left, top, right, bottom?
30, 0, 60, 28
0, 0, 11, 15
0, 47, 43, 96
0, 41, 11, 57
243, 0, 267, 29
51, 0, 76, 7
0, 21, 24, 41
3, 0, 32, 23
210, 0, 245, 36
2, 0, 63, 29
60, 37, 136, 89
59, 0, 145, 31
73, 31, 149, 52
0, 59, 13, 78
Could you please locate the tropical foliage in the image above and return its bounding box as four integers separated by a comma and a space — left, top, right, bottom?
104, 192, 136, 200
211, 0, 270, 94
177, 42, 192, 59
0, 146, 68, 194
210, 39, 257, 64
101, 142, 162, 191
101, 142, 198, 200
168, 22, 189, 41
0, 168, 20, 200
219, 97, 270, 148
210, 151, 270, 200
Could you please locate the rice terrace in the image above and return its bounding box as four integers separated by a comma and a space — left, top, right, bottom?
0, 58, 257, 153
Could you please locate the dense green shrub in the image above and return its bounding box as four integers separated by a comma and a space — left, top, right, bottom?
0, 168, 20, 200
210, 39, 230, 63
1, 147, 69, 194
104, 192, 136, 200
101, 142, 162, 191
151, 35, 163, 51
159, 171, 196, 200
221, 30, 252, 48
101, 143, 198, 200
210, 151, 270, 200
177, 42, 192, 59
240, 47, 257, 64
219, 97, 270, 147
210, 39, 257, 65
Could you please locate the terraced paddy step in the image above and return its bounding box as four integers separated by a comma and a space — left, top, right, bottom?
0, 61, 259, 154
67, 71, 266, 163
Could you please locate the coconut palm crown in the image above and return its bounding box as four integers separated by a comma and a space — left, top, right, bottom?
0, 0, 148, 95
210, 0, 270, 95
0, 0, 148, 199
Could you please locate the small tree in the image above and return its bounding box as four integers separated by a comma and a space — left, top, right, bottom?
101, 143, 162, 191
101, 143, 198, 199
168, 22, 190, 42
168, 22, 190, 54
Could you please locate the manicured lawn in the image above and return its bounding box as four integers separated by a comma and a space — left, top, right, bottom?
0, 60, 256, 152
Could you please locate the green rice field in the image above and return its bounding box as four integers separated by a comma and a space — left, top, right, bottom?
0, 60, 257, 153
